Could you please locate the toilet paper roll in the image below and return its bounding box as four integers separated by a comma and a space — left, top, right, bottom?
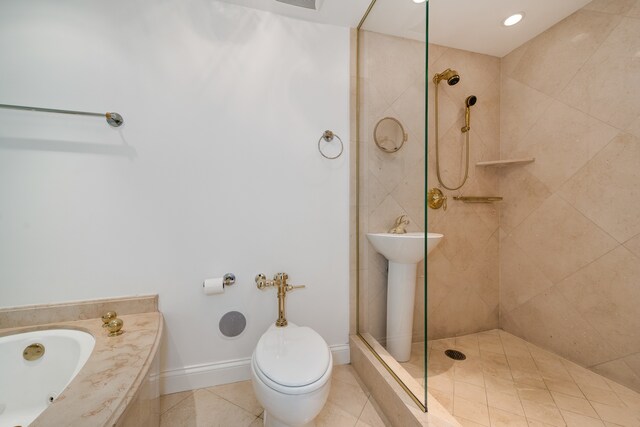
203, 277, 224, 295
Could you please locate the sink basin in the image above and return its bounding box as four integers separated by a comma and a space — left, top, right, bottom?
366, 232, 443, 263
427, 232, 443, 255
366, 231, 444, 362
366, 232, 424, 264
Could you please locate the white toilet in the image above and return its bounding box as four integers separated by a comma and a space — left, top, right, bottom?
251, 322, 333, 427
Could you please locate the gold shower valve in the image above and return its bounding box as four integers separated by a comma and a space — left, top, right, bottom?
428, 188, 447, 211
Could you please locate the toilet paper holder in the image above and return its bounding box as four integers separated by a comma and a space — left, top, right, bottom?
223, 273, 236, 287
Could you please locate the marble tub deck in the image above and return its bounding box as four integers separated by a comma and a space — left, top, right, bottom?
0, 311, 163, 427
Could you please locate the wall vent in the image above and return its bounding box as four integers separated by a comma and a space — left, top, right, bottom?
275, 0, 323, 10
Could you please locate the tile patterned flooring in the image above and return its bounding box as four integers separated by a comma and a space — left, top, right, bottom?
159, 365, 388, 427
401, 329, 640, 427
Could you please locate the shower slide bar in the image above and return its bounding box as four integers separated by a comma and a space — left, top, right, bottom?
0, 103, 124, 127
453, 196, 503, 203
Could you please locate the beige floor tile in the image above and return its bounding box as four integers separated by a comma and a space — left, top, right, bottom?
355, 398, 387, 427
421, 331, 640, 426
430, 387, 454, 413
520, 399, 566, 427
160, 390, 193, 415
517, 388, 554, 405
248, 419, 263, 427
160, 389, 256, 427
591, 401, 640, 426
455, 364, 486, 387
484, 376, 518, 396
580, 385, 627, 407
560, 410, 605, 427
455, 381, 488, 405
543, 378, 584, 398
486, 389, 525, 416
207, 380, 263, 416
327, 377, 369, 419
333, 364, 366, 389
488, 406, 528, 427
315, 401, 359, 427
550, 391, 598, 418
454, 396, 490, 426
456, 416, 488, 427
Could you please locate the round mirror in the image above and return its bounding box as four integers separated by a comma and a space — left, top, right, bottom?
374, 117, 407, 153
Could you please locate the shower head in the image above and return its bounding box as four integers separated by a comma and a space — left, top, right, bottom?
465, 95, 477, 107
462, 95, 477, 133
433, 68, 460, 86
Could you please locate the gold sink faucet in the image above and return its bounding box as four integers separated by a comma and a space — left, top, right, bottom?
256, 272, 306, 327
389, 215, 409, 234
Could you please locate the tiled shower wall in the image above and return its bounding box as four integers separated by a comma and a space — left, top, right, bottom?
357, 30, 501, 343
499, 2, 640, 392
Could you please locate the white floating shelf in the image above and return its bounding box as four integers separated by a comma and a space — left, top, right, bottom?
476, 158, 535, 168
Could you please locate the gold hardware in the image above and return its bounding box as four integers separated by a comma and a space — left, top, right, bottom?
107, 318, 124, 336
255, 272, 306, 327
453, 196, 503, 203
388, 214, 409, 234
23, 343, 45, 361
101, 311, 117, 328
427, 188, 447, 210
432, 68, 460, 85
434, 69, 472, 190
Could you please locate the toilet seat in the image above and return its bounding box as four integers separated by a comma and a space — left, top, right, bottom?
253, 324, 332, 396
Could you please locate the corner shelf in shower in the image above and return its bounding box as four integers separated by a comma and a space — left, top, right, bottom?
476, 157, 535, 168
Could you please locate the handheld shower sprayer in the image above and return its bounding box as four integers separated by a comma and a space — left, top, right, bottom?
461, 95, 477, 133
433, 68, 478, 191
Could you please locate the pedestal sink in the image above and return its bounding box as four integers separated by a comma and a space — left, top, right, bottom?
366, 232, 443, 362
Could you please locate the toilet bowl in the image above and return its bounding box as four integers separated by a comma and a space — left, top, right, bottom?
251, 323, 332, 427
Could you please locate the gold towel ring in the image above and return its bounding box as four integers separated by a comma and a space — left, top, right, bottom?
318, 130, 344, 160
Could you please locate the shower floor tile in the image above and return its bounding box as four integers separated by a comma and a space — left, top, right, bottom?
159, 364, 388, 427
401, 329, 640, 426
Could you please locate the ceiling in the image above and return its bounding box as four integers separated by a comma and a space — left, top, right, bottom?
216, 0, 371, 28
220, 0, 593, 58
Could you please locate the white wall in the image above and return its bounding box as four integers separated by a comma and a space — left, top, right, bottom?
0, 0, 350, 391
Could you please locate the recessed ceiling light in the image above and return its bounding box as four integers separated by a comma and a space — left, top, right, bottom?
412, 0, 427, 4
503, 12, 525, 27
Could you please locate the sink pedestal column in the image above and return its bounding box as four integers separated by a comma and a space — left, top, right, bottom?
386, 261, 418, 362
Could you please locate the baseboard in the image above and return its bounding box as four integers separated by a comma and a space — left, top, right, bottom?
160, 344, 350, 395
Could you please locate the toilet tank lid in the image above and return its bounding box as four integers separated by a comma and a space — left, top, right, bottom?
255, 326, 331, 387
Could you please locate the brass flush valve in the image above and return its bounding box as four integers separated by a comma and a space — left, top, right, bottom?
256, 272, 306, 327
428, 188, 447, 210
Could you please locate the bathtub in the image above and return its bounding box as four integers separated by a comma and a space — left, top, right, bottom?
0, 329, 95, 427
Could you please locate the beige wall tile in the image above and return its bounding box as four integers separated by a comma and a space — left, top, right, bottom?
561, 17, 640, 130
514, 101, 619, 192
584, 0, 637, 14
511, 195, 618, 283
591, 358, 640, 392
556, 246, 640, 355
628, 0, 640, 16
499, 237, 554, 314
510, 10, 621, 96
501, 288, 618, 367
560, 132, 640, 242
